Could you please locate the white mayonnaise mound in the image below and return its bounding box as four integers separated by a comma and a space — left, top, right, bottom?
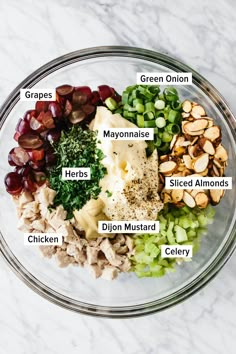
92, 107, 163, 221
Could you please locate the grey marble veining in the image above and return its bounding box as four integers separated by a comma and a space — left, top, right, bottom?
0, 0, 236, 353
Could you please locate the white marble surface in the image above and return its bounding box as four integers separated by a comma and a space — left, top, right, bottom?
0, 0, 236, 353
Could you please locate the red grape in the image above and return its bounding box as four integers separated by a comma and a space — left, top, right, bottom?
46, 129, 61, 143
15, 165, 32, 177
16, 119, 31, 134
98, 85, 113, 101
30, 117, 44, 132
29, 159, 45, 171
90, 91, 101, 105
72, 91, 88, 106
82, 104, 95, 115
45, 149, 57, 167
23, 175, 37, 192
74, 86, 92, 98
41, 111, 55, 129
28, 149, 45, 162
35, 101, 49, 112
64, 100, 72, 117
48, 102, 62, 118
23, 109, 38, 123
33, 171, 47, 186
56, 85, 74, 97
69, 110, 86, 124
5, 172, 23, 195
14, 132, 21, 142
8, 147, 30, 166
18, 133, 44, 150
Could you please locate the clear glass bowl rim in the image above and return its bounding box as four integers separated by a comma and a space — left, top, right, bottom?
0, 45, 235, 318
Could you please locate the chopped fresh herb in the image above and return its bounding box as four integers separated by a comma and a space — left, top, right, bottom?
49, 126, 106, 218
105, 190, 112, 197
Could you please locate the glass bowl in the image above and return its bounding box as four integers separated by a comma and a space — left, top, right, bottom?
0, 46, 235, 318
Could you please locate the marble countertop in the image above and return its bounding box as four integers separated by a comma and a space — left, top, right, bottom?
0, 0, 235, 353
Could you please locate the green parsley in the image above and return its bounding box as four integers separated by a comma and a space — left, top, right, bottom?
49, 126, 106, 218
105, 190, 112, 197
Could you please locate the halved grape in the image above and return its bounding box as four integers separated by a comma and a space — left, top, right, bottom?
45, 149, 57, 167
23, 175, 37, 192
8, 147, 30, 166
98, 85, 113, 101
72, 91, 88, 106
48, 102, 62, 118
56, 84, 74, 97
16, 119, 31, 134
23, 109, 38, 122
46, 129, 61, 143
64, 100, 73, 117
82, 104, 95, 116
74, 86, 92, 97
90, 91, 101, 105
29, 159, 45, 171
18, 133, 44, 149
28, 149, 45, 162
30, 117, 44, 132
33, 171, 47, 186
35, 101, 49, 112
69, 110, 86, 124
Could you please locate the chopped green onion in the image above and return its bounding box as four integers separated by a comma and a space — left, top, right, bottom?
144, 120, 156, 128
136, 103, 145, 113
155, 117, 166, 128
105, 97, 117, 111
155, 99, 165, 110
162, 131, 173, 142
168, 109, 178, 123
166, 123, 180, 134
137, 115, 144, 128
144, 111, 155, 120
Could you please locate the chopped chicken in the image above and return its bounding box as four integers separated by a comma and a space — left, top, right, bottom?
56, 249, 77, 267
100, 238, 123, 267
21, 201, 39, 219
18, 191, 33, 207
57, 221, 74, 237
17, 217, 33, 232
101, 266, 119, 280
31, 219, 45, 232
39, 245, 57, 258
119, 257, 131, 272
36, 186, 57, 206
86, 247, 99, 265
48, 205, 67, 229
126, 236, 134, 253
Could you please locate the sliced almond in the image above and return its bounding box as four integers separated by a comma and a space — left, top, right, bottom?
170, 134, 178, 150
171, 189, 184, 203
159, 161, 177, 175
183, 191, 196, 208
182, 141, 191, 147
163, 193, 172, 204
182, 112, 190, 118
193, 153, 209, 173
160, 154, 169, 162
203, 126, 221, 141
183, 155, 193, 169
213, 158, 224, 169
210, 189, 223, 205
199, 168, 208, 176
182, 100, 192, 113
191, 137, 199, 145
215, 145, 228, 162
195, 192, 209, 208
191, 189, 205, 197
198, 138, 215, 155
184, 129, 205, 136
191, 105, 206, 117
184, 119, 208, 132
188, 146, 196, 159
212, 164, 220, 177
182, 168, 192, 176
175, 136, 186, 147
